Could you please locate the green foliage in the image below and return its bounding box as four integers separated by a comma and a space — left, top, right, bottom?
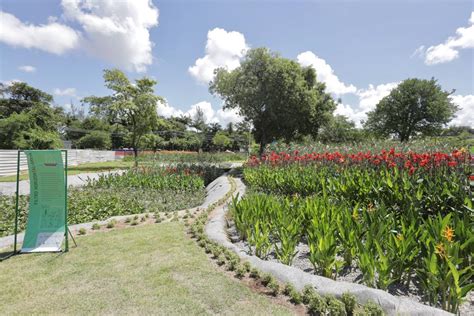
363, 301, 385, 316
78, 227, 87, 235
364, 78, 457, 142
307, 293, 327, 316
235, 265, 247, 279
83, 69, 162, 162
267, 279, 280, 296
212, 131, 231, 151
91, 223, 101, 230
0, 82, 63, 149
210, 47, 336, 154
106, 221, 115, 229
318, 115, 364, 143
235, 150, 473, 313
326, 296, 347, 316
302, 285, 318, 305
76, 131, 111, 149
341, 292, 357, 316
249, 268, 261, 279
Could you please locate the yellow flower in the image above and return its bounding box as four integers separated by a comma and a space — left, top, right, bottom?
459, 147, 467, 154
367, 203, 375, 213
442, 226, 455, 242
435, 243, 447, 259
352, 210, 359, 220
396, 234, 404, 241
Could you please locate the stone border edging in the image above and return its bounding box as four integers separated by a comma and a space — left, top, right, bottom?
205, 176, 452, 316
0, 175, 230, 250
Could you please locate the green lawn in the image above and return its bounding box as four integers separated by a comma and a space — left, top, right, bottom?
0, 160, 132, 182
0, 222, 294, 315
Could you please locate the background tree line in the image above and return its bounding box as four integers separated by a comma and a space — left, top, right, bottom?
1, 47, 471, 156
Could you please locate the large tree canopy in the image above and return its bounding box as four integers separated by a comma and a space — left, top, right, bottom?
210, 48, 336, 154
364, 78, 458, 142
83, 69, 161, 162
0, 82, 63, 149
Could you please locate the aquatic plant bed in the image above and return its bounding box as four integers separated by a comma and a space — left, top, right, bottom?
0, 164, 223, 237
230, 148, 473, 314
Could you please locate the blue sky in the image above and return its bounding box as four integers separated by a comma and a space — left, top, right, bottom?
1, 0, 473, 127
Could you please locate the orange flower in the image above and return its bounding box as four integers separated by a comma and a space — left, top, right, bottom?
442, 226, 455, 242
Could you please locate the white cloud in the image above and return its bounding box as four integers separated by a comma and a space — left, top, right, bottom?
450, 94, 474, 126
422, 11, 474, 65
1, 79, 22, 87
18, 65, 36, 73
296, 51, 356, 95
61, 0, 159, 72
54, 87, 77, 97
189, 28, 249, 84
157, 100, 243, 127
335, 82, 399, 127
0, 11, 80, 54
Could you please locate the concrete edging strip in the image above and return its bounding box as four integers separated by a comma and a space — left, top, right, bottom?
205, 177, 452, 316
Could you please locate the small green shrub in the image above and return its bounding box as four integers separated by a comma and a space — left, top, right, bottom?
341, 292, 357, 316
78, 227, 86, 235
267, 279, 280, 296
106, 221, 115, 229
211, 246, 222, 258
302, 285, 318, 305
155, 217, 162, 223
289, 289, 302, 305
226, 258, 239, 271
283, 283, 295, 295
235, 265, 247, 279
261, 273, 274, 286
326, 296, 347, 316
242, 261, 251, 272
131, 220, 138, 226
91, 223, 100, 230
217, 254, 226, 266
198, 239, 207, 248
307, 293, 326, 316
364, 301, 384, 316
133, 215, 139, 220
124, 217, 131, 223
145, 213, 150, 218
250, 268, 261, 279
140, 216, 146, 222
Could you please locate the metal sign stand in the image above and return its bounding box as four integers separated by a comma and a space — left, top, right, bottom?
0, 150, 69, 262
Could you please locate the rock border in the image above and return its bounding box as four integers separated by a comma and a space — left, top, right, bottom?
0, 175, 230, 250
205, 176, 452, 316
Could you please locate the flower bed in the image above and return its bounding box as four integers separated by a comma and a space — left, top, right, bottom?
231, 148, 473, 313
0, 164, 223, 237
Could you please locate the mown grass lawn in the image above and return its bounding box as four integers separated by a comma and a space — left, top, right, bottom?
0, 222, 294, 315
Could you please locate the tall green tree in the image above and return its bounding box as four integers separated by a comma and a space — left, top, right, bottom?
83, 69, 162, 164
0, 82, 53, 118
0, 82, 63, 149
210, 48, 335, 155
318, 115, 363, 143
364, 78, 458, 142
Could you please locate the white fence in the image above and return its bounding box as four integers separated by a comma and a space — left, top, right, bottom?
0, 150, 122, 177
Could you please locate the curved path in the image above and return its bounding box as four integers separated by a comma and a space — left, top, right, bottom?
0, 170, 124, 196
205, 176, 452, 316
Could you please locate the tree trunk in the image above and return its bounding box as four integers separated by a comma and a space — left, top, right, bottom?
133, 147, 138, 167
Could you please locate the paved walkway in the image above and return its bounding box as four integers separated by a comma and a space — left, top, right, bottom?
0, 171, 123, 196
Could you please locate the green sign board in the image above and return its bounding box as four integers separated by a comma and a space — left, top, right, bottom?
21, 150, 67, 252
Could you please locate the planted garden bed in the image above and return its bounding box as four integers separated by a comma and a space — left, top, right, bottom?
1, 164, 223, 237
230, 148, 473, 314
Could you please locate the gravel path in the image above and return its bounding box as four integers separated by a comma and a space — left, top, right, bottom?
0, 170, 124, 196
